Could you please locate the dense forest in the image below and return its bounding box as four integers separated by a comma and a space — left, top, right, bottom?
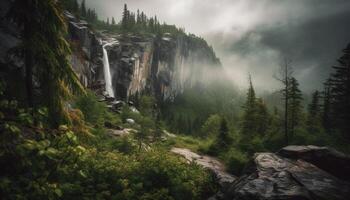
0, 0, 349, 199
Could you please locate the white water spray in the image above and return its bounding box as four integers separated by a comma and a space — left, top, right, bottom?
102, 41, 118, 98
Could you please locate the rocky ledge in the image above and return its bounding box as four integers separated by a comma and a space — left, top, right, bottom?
171, 147, 236, 190
217, 145, 350, 200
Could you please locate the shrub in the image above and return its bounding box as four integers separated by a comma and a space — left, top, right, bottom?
74, 91, 107, 126
201, 114, 221, 137
221, 148, 249, 175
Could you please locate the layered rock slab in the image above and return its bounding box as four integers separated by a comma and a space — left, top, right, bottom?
222, 146, 350, 200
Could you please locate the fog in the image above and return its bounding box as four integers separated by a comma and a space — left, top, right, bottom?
84, 0, 350, 92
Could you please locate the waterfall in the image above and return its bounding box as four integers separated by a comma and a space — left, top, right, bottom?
102, 41, 118, 98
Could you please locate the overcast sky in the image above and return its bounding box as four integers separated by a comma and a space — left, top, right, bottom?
85, 0, 350, 92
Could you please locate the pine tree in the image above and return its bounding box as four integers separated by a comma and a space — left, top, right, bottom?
111, 17, 116, 25
270, 106, 282, 134
216, 118, 231, 149
256, 98, 269, 135
80, 0, 86, 17
72, 0, 79, 14
129, 12, 136, 28
8, 0, 85, 128
328, 44, 350, 139
307, 90, 322, 133
275, 58, 293, 145
241, 74, 257, 136
122, 4, 128, 29
149, 17, 154, 31
106, 17, 109, 25
322, 79, 332, 133
140, 11, 146, 27
137, 9, 140, 24
86, 8, 91, 21
288, 77, 303, 138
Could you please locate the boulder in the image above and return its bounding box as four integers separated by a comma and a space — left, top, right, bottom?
221, 146, 350, 200
278, 145, 350, 181
171, 148, 236, 193
126, 118, 135, 124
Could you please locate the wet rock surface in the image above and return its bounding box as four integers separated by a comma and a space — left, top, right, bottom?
171, 148, 237, 190
220, 146, 350, 200
278, 145, 350, 181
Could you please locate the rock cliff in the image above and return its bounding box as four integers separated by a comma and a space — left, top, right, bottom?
66, 12, 221, 101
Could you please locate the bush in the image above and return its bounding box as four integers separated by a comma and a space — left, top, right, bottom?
221, 148, 249, 175
74, 91, 106, 125
201, 114, 221, 137
238, 135, 265, 154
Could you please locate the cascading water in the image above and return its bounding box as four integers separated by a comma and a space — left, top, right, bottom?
102, 41, 118, 98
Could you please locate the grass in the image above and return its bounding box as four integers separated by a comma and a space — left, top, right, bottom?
160, 134, 214, 153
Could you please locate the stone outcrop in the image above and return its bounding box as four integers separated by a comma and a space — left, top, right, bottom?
171, 148, 236, 192
65, 11, 102, 88
278, 145, 350, 181
219, 146, 350, 200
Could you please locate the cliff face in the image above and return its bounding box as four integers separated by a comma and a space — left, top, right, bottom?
0, 5, 220, 102
65, 11, 102, 88
105, 33, 221, 101
67, 13, 221, 101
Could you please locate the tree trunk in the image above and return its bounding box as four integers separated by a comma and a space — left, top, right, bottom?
24, 23, 34, 112
284, 67, 289, 145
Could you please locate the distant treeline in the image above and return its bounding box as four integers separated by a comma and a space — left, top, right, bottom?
62, 0, 185, 35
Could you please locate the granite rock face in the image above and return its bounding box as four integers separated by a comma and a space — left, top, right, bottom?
104, 33, 221, 101
278, 145, 350, 181
65, 11, 102, 88
65, 12, 221, 101
219, 146, 350, 200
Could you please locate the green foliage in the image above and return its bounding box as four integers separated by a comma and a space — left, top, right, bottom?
161, 81, 241, 136
240, 76, 270, 140
307, 90, 323, 133
74, 91, 106, 125
8, 0, 85, 128
221, 148, 249, 175
288, 77, 303, 138
209, 118, 232, 154
0, 106, 215, 200
326, 44, 350, 138
140, 95, 156, 117
201, 114, 221, 137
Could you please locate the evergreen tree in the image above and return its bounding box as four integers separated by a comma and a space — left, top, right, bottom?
322, 79, 332, 133
72, 0, 79, 14
111, 17, 116, 25
140, 11, 146, 27
216, 118, 231, 149
270, 106, 282, 134
153, 117, 163, 141
328, 44, 350, 139
8, 0, 85, 128
107, 17, 109, 25
241, 74, 257, 136
137, 9, 141, 24
80, 0, 86, 17
129, 12, 136, 28
122, 4, 129, 29
256, 98, 269, 135
288, 77, 303, 138
307, 90, 322, 133
275, 58, 293, 145
86, 8, 91, 21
